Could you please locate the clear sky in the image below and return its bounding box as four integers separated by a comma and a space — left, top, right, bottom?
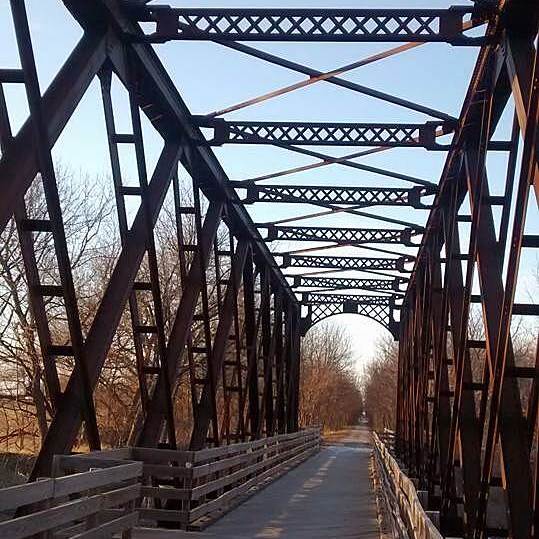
1, 1, 537, 374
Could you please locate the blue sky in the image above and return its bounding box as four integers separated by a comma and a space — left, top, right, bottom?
1, 1, 537, 372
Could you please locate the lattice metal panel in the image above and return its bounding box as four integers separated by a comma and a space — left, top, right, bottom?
201, 120, 446, 148
302, 300, 395, 336
303, 293, 393, 306
292, 276, 405, 292
266, 225, 415, 245
282, 254, 407, 271
139, 6, 482, 44
244, 184, 429, 208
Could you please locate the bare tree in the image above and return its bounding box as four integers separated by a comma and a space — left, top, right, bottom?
299, 322, 362, 432
0, 169, 114, 451
362, 335, 398, 432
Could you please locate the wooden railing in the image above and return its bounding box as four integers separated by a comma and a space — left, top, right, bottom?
0, 428, 320, 536
372, 432, 443, 539
54, 427, 321, 530
0, 459, 142, 539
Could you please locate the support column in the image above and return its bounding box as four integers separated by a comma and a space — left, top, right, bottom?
189, 241, 249, 450
242, 245, 261, 439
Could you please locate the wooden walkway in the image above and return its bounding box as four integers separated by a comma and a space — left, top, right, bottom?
197, 425, 379, 538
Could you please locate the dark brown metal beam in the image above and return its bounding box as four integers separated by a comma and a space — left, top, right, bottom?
138, 200, 225, 447
31, 142, 182, 477
0, 30, 111, 232
190, 240, 249, 450
134, 6, 483, 45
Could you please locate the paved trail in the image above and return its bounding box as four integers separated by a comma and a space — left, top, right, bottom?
204, 424, 379, 538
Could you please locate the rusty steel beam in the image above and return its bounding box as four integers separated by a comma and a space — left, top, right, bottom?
262, 224, 418, 246
0, 30, 111, 232
291, 275, 405, 292
274, 291, 286, 434
133, 6, 484, 44
242, 246, 261, 439
190, 241, 249, 450
200, 118, 450, 148
31, 142, 182, 478
474, 45, 539, 536
281, 254, 409, 272
242, 184, 432, 208
258, 266, 274, 437
396, 1, 539, 535
286, 303, 301, 432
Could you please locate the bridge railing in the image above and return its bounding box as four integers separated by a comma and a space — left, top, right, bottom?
50, 427, 320, 530
0, 458, 142, 539
373, 432, 443, 539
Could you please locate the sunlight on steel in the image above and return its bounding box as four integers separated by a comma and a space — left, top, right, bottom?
287, 268, 346, 277
238, 125, 452, 184
286, 266, 410, 281
281, 242, 416, 259
284, 244, 350, 255
352, 267, 411, 281
207, 42, 424, 118
214, 41, 457, 120
275, 145, 436, 187
205, 19, 479, 119
242, 148, 392, 183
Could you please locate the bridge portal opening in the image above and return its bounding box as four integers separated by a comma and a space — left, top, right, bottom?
299, 314, 397, 434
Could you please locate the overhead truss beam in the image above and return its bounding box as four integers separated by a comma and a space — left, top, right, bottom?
302, 293, 395, 306
282, 254, 409, 272
134, 6, 486, 44
292, 275, 406, 292
198, 118, 451, 148
262, 224, 419, 246
241, 184, 433, 208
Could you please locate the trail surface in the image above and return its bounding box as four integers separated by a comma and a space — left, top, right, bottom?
204, 424, 379, 538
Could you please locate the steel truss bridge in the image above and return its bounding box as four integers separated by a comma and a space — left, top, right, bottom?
0, 0, 538, 537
